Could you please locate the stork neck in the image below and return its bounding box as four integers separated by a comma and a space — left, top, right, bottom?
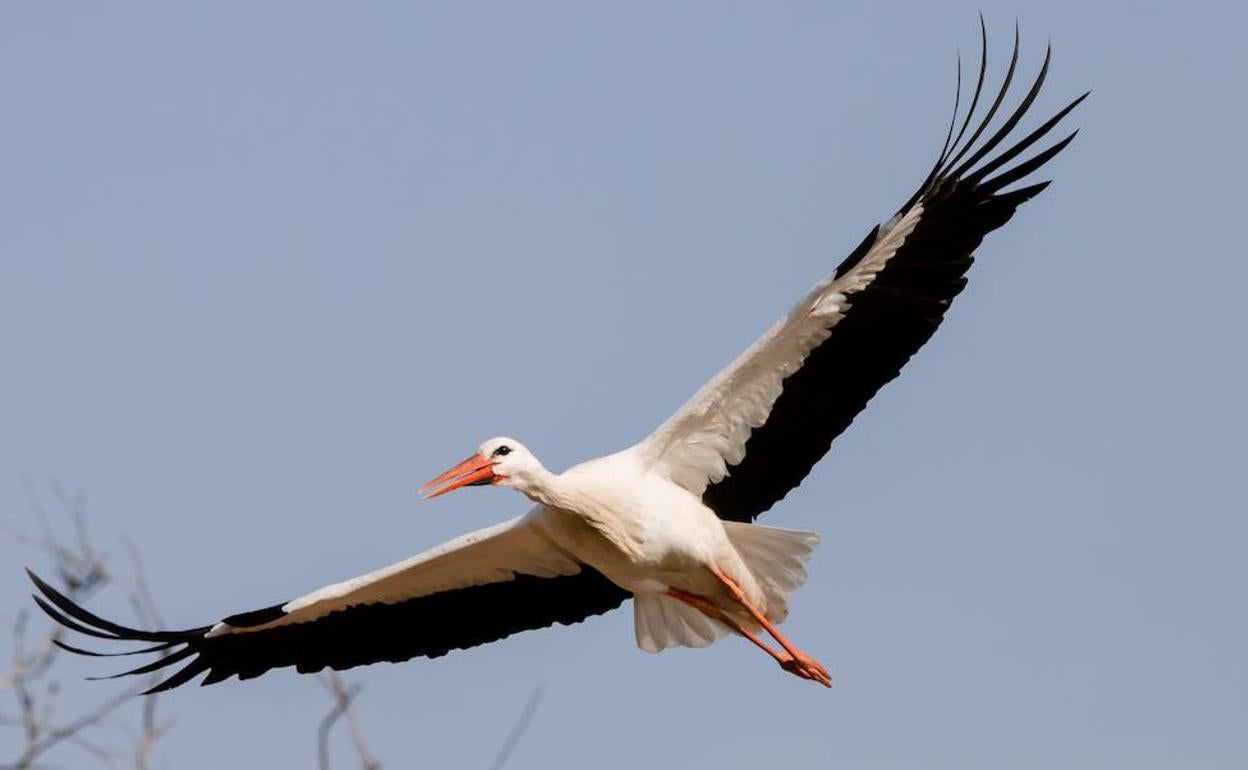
507, 464, 565, 508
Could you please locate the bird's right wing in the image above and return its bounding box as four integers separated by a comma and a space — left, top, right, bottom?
29, 514, 629, 692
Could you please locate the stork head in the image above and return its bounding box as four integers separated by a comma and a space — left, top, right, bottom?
420, 437, 543, 499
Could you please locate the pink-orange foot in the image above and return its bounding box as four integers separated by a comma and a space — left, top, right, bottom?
778, 650, 832, 687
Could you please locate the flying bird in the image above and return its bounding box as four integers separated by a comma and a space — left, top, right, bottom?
29, 24, 1084, 693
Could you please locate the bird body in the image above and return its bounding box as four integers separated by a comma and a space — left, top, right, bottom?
418, 442, 808, 653
28, 22, 1085, 693
534, 451, 753, 595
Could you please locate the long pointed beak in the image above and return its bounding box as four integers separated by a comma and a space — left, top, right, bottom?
420, 453, 497, 499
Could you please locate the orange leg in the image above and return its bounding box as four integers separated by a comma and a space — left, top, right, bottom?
667, 588, 788, 664
710, 567, 832, 688
668, 582, 831, 688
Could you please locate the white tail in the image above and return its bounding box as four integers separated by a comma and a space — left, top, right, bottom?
722, 522, 819, 624
633, 522, 819, 653
634, 592, 729, 653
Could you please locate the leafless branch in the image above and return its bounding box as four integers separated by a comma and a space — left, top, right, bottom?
487, 685, 544, 770
317, 673, 381, 770
1, 480, 168, 770
6, 479, 394, 769
3, 681, 149, 769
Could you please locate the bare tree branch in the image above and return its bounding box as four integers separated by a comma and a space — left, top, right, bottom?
2, 681, 149, 769
6, 479, 394, 769
317, 673, 380, 770
1, 480, 167, 770
488, 685, 544, 770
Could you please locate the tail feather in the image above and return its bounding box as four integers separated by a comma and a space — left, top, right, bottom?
634, 593, 729, 653
722, 522, 819, 624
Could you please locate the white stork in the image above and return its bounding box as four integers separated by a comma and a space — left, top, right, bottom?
29, 24, 1084, 693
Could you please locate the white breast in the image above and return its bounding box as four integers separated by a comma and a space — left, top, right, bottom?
531, 452, 737, 594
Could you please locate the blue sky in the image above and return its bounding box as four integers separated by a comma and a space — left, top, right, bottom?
2, 2, 1245, 768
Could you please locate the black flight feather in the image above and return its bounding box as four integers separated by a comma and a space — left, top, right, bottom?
703, 26, 1083, 523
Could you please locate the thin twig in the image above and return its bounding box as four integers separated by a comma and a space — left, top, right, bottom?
487, 686, 544, 770
317, 675, 365, 770
67, 732, 123, 770
1, 681, 147, 769
1, 480, 167, 770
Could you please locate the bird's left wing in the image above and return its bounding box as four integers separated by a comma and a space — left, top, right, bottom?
633, 26, 1085, 522
29, 514, 629, 692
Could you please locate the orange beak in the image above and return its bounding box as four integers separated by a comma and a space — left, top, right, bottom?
420, 453, 498, 499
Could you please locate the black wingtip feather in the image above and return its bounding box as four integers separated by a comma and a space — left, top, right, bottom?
945, 14, 990, 168
29, 569, 211, 643
967, 91, 1088, 184
29, 567, 219, 692
942, 21, 1021, 176
143, 659, 211, 694
937, 50, 963, 168
32, 595, 122, 641
952, 43, 1052, 179
29, 569, 163, 641
984, 180, 1053, 210
980, 130, 1079, 195
87, 646, 197, 681
52, 638, 178, 658
701, 22, 1084, 523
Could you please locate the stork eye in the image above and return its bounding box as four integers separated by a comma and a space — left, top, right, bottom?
493, 445, 512, 458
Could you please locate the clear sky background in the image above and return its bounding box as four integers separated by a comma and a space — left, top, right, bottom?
2, 2, 1245, 768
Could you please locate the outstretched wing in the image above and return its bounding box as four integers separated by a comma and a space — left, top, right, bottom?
30, 515, 629, 692
635, 23, 1085, 522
